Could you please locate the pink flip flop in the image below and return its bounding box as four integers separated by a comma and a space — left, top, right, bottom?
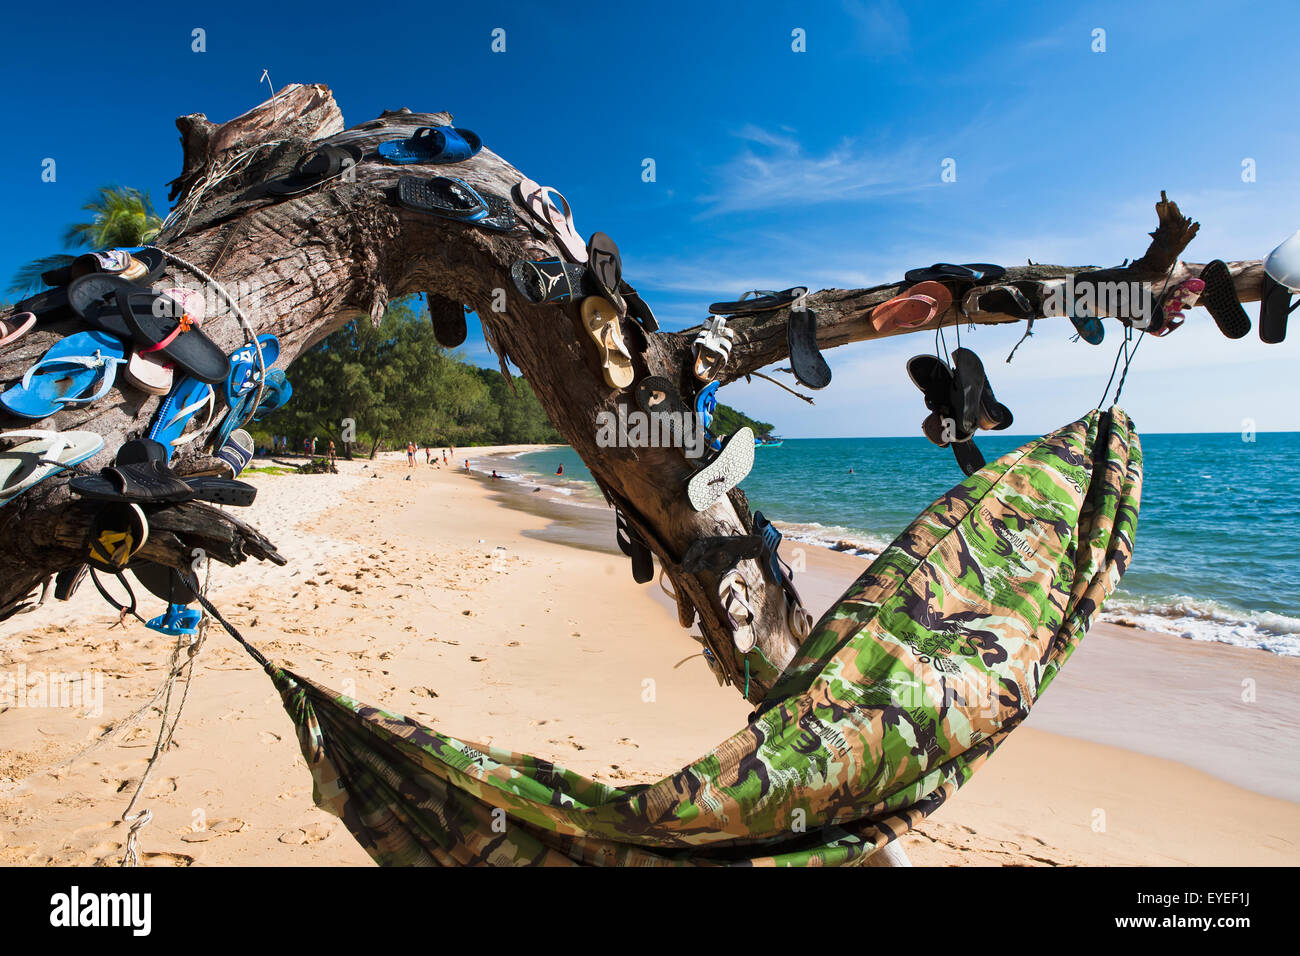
871, 281, 953, 333
514, 177, 587, 263
0, 312, 36, 347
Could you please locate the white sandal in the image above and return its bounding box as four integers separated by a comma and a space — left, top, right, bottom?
691, 316, 735, 382
0, 429, 104, 507
719, 568, 756, 653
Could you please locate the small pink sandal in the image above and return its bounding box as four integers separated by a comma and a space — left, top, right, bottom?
0, 312, 36, 347
871, 281, 953, 333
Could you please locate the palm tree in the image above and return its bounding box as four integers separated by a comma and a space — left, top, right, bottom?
8, 186, 164, 296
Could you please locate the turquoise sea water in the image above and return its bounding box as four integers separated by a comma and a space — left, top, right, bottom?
505, 432, 1300, 656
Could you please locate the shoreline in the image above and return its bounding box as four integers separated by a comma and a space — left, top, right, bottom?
0, 446, 1296, 866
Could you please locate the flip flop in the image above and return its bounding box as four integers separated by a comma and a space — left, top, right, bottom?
398, 176, 516, 231
752, 511, 794, 587
377, 126, 483, 165
510, 258, 593, 304
634, 375, 691, 447
1197, 260, 1250, 340
620, 281, 659, 332
681, 535, 762, 574
427, 295, 468, 347
1259, 275, 1297, 345
1149, 277, 1205, 338
121, 288, 204, 396
708, 288, 806, 316
0, 330, 128, 419
148, 377, 216, 461
514, 179, 587, 262
615, 511, 654, 584
86, 502, 148, 572
904, 263, 1006, 284
872, 281, 952, 333
0, 429, 104, 508
950, 348, 988, 437
586, 233, 626, 313
225, 334, 281, 406
266, 144, 363, 196
117, 287, 230, 384
686, 427, 754, 512
695, 381, 722, 453
580, 297, 634, 390
906, 354, 957, 414
0, 312, 36, 347
961, 283, 1036, 322
787, 307, 831, 389
40, 248, 164, 288
54, 563, 89, 601
952, 438, 986, 478
132, 562, 200, 607
718, 569, 756, 653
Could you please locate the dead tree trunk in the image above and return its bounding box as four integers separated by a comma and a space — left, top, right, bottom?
0, 84, 1271, 701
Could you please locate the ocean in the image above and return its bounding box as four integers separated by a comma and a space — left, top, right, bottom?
498, 431, 1300, 657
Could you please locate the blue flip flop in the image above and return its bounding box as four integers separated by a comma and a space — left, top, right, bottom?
212, 368, 292, 452
148, 376, 216, 462
1069, 311, 1105, 345
695, 381, 722, 452
145, 603, 202, 636
0, 330, 128, 420
225, 334, 281, 406
377, 126, 483, 165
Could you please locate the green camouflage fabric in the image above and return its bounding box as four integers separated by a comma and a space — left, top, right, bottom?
264, 407, 1141, 866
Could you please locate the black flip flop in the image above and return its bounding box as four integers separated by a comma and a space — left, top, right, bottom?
427, 294, 468, 347
40, 247, 166, 289
681, 535, 762, 575
615, 511, 654, 584
952, 439, 986, 477
397, 175, 486, 220
708, 287, 806, 315
186, 476, 257, 507
130, 561, 200, 606
905, 263, 1006, 284
634, 376, 690, 447
906, 354, 955, 413
620, 282, 659, 332
1197, 260, 1250, 340
87, 502, 148, 572
118, 288, 231, 384
67, 274, 142, 339
1259, 274, 1296, 345
71, 461, 197, 503
267, 144, 363, 196
510, 258, 592, 304
786, 307, 832, 389
587, 233, 627, 313
949, 348, 987, 437
54, 563, 88, 601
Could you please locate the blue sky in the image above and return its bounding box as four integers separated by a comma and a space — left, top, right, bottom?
2, 0, 1298, 436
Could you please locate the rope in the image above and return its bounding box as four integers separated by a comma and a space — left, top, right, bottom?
744, 371, 815, 405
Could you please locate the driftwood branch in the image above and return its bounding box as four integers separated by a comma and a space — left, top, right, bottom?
0, 86, 1270, 702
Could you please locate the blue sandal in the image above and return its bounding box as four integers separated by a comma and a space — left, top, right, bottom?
0, 330, 128, 419
377, 126, 483, 165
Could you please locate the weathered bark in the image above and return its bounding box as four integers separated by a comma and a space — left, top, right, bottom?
0, 85, 1272, 700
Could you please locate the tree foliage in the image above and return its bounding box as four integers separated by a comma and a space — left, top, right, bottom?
255, 298, 563, 454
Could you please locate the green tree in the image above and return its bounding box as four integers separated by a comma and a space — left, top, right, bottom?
8, 186, 163, 296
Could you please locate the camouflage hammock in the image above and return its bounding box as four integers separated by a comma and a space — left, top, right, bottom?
228, 407, 1141, 866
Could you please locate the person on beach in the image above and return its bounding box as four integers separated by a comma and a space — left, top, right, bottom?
328, 439, 336, 465
407, 442, 416, 467
464, 460, 470, 472
556, 464, 564, 476
491, 470, 499, 480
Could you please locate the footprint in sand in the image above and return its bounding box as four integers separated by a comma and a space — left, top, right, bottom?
548, 737, 586, 751
277, 822, 333, 845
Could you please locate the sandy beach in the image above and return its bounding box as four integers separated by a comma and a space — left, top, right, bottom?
2, 446, 1297, 867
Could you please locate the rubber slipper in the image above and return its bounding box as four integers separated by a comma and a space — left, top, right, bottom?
70, 461, 197, 503
787, 307, 831, 389
1069, 311, 1105, 345
586, 233, 626, 313
0, 429, 104, 508
211, 366, 290, 453
121, 288, 203, 396
377, 126, 482, 165
952, 439, 986, 478
117, 287, 230, 384
620, 281, 659, 332
904, 263, 1006, 284
687, 426, 754, 511
906, 354, 955, 412
427, 295, 468, 347
510, 258, 592, 304
950, 348, 988, 438
634, 375, 691, 448
977, 379, 1013, 431
54, 563, 89, 601
708, 287, 806, 316
681, 535, 762, 574
695, 380, 722, 453
267, 144, 363, 196
752, 511, 794, 587
580, 297, 634, 390
86, 502, 148, 572
1, 312, 36, 347
226, 334, 281, 406
185, 475, 257, 506
1198, 260, 1250, 340
397, 176, 514, 231
250, 368, 291, 420
872, 281, 951, 333
1149, 277, 1205, 338
718, 568, 757, 653
0, 330, 128, 419
691, 316, 735, 382
961, 283, 1036, 322
148, 377, 216, 461
217, 428, 255, 478
514, 179, 587, 262
131, 562, 200, 607
615, 511, 654, 584
1259, 274, 1297, 345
